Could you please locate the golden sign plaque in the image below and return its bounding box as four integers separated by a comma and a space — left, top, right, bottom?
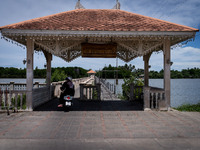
81, 43, 117, 58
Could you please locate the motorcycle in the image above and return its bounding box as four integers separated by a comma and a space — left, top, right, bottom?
63, 95, 73, 110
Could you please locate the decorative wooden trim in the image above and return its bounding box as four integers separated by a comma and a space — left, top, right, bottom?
1, 29, 196, 37
0, 29, 197, 63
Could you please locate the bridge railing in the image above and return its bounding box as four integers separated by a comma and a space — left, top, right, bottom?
0, 82, 46, 91
0, 80, 56, 112
143, 86, 165, 110
32, 85, 55, 109
80, 83, 101, 100
95, 77, 116, 94
0, 88, 27, 112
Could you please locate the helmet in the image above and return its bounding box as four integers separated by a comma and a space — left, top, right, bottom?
65, 77, 72, 81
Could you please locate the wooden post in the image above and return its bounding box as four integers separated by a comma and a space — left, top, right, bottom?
44, 51, 52, 100
96, 83, 101, 100
80, 84, 84, 100
26, 37, 34, 111
163, 39, 171, 111
143, 86, 151, 111
45, 52, 52, 87
143, 53, 151, 86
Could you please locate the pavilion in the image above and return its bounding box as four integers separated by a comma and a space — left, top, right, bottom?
87, 70, 96, 76
0, 0, 198, 110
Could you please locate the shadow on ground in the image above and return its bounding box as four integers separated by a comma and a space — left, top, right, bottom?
34, 98, 143, 111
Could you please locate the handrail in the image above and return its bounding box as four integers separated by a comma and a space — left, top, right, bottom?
80, 83, 101, 100
0, 88, 27, 113
96, 76, 116, 94
143, 86, 165, 110
0, 82, 46, 90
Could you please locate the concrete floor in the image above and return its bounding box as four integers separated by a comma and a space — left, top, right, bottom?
0, 98, 200, 150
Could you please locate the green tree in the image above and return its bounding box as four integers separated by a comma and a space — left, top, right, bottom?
51, 69, 66, 82
122, 75, 144, 100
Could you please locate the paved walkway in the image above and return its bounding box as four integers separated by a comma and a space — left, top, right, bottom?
0, 99, 200, 150
100, 84, 121, 100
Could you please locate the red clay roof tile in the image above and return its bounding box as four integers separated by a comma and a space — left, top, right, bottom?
0, 9, 198, 32
87, 70, 96, 74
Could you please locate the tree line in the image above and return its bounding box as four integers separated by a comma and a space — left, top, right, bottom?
96, 64, 200, 79
0, 65, 200, 80
0, 67, 88, 82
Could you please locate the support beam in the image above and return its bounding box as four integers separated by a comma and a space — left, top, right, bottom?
163, 39, 171, 110
143, 52, 152, 86
143, 86, 151, 111
44, 51, 52, 100
26, 37, 34, 111
44, 52, 52, 87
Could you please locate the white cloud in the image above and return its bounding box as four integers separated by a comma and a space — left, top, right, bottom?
147, 46, 200, 71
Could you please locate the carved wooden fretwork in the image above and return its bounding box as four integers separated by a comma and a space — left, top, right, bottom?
2, 28, 195, 63
32, 37, 165, 62
34, 40, 82, 62
117, 45, 137, 62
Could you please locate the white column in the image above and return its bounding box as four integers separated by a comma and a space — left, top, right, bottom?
26, 37, 34, 111
143, 53, 151, 86
163, 39, 171, 110
143, 53, 151, 110
46, 53, 52, 87
44, 51, 52, 100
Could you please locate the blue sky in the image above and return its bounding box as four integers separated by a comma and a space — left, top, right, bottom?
0, 0, 200, 71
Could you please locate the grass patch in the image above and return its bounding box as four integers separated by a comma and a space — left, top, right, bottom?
175, 103, 200, 112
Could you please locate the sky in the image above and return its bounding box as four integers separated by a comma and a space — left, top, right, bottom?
0, 0, 200, 71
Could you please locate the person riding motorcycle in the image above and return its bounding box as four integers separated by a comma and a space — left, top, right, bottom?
58, 77, 75, 107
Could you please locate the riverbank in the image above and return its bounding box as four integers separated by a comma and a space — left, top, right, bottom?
175, 103, 200, 112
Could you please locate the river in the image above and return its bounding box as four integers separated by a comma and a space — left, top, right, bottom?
105, 78, 200, 108
0, 78, 200, 108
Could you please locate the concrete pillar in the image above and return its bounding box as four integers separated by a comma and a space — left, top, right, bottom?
26, 37, 34, 111
43, 51, 52, 100
80, 84, 84, 100
96, 83, 101, 100
163, 39, 171, 110
143, 86, 151, 111
143, 53, 151, 86
45, 52, 52, 87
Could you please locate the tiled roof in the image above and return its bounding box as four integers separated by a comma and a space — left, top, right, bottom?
0, 9, 198, 32
87, 70, 96, 74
